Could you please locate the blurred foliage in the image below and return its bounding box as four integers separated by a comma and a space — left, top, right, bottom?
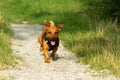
81, 0, 120, 22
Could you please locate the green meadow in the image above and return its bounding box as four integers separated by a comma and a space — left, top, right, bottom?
0, 0, 120, 76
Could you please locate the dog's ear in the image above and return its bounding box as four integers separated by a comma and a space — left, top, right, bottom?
43, 20, 50, 31
49, 21, 54, 27
43, 20, 50, 27
56, 24, 64, 31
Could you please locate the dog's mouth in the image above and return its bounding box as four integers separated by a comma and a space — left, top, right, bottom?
51, 41, 56, 46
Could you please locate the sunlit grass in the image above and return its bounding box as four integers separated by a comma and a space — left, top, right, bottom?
0, 15, 19, 70
61, 21, 120, 76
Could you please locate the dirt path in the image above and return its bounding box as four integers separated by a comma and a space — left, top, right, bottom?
0, 24, 118, 80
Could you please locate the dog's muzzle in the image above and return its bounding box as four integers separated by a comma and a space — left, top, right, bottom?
50, 37, 57, 46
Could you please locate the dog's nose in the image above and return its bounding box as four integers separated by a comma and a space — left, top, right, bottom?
51, 37, 55, 41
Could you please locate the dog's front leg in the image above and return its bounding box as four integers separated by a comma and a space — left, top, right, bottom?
43, 50, 50, 63
49, 47, 58, 61
38, 34, 44, 51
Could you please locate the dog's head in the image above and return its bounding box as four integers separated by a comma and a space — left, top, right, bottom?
43, 20, 64, 46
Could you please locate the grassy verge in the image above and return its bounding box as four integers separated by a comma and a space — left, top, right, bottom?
0, 15, 19, 70
61, 21, 120, 76
0, 0, 119, 76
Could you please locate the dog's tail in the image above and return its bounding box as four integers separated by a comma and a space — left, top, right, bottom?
49, 21, 54, 27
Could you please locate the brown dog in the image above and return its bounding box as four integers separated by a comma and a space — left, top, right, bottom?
38, 20, 64, 63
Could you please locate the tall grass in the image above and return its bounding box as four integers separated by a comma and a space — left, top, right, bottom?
0, 0, 119, 76
61, 21, 120, 76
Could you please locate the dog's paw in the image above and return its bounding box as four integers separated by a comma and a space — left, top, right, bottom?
49, 57, 54, 61
45, 60, 50, 63
40, 47, 43, 52
44, 58, 50, 63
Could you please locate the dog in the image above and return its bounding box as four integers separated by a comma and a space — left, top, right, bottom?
38, 20, 64, 63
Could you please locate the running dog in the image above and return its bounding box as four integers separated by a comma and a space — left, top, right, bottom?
38, 20, 64, 63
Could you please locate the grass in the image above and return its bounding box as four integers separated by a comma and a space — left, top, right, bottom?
61, 21, 120, 76
0, 0, 120, 76
0, 75, 15, 80
0, 14, 19, 70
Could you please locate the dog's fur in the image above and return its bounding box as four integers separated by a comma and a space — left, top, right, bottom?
38, 20, 64, 63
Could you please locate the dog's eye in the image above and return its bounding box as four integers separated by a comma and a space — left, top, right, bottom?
48, 32, 51, 34
55, 32, 58, 34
